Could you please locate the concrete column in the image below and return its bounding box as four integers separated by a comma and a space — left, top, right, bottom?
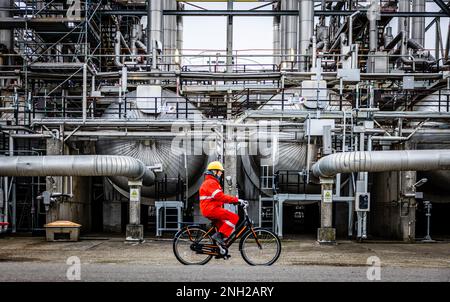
126, 180, 143, 242
317, 177, 336, 244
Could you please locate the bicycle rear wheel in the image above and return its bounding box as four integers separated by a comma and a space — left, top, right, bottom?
173, 227, 213, 265
239, 228, 281, 266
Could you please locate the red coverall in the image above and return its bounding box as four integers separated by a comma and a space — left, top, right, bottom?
199, 174, 239, 238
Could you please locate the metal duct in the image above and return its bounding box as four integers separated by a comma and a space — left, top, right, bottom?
412, 0, 425, 47
312, 150, 450, 178
299, 0, 314, 71
0, 155, 155, 185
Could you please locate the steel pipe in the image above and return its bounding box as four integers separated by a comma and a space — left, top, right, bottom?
312, 150, 450, 178
0, 155, 155, 185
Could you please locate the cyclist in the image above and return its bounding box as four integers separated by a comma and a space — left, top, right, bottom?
199, 161, 248, 249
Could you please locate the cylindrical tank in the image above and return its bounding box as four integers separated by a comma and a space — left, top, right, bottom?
412, 90, 450, 195
97, 88, 210, 203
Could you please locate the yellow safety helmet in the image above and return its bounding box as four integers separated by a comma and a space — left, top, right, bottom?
207, 161, 224, 171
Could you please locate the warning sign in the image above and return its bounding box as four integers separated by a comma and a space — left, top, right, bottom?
323, 190, 333, 203
130, 188, 140, 202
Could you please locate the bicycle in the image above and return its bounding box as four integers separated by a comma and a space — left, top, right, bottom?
173, 203, 282, 266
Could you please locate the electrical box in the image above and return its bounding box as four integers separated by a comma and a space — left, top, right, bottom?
306, 119, 335, 136
355, 193, 370, 211
136, 85, 162, 114
403, 76, 415, 90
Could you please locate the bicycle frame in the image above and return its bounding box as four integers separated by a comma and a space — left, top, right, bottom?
185, 206, 263, 256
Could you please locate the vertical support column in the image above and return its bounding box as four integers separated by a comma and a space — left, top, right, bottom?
224, 93, 237, 213
318, 177, 336, 244
126, 180, 143, 242
82, 63, 87, 122
226, 0, 233, 73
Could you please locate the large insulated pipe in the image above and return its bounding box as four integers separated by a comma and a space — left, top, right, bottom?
150, 0, 163, 51
312, 150, 450, 178
285, 0, 298, 61
280, 0, 286, 59
411, 0, 425, 47
0, 155, 155, 185
299, 0, 314, 71
398, 0, 410, 57
114, 31, 124, 67
368, 1, 378, 72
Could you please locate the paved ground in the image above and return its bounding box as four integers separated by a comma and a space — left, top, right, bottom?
0, 236, 449, 282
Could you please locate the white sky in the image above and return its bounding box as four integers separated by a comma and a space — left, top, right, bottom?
181, 1, 449, 67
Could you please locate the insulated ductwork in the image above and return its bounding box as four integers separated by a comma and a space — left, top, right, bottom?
0, 155, 156, 185
312, 150, 450, 178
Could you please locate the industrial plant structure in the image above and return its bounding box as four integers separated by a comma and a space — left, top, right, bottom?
1, 0, 450, 243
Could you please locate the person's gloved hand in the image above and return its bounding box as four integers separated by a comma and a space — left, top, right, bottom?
238, 199, 249, 207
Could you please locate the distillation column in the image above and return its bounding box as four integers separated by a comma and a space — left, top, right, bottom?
412, 0, 425, 47
299, 0, 314, 71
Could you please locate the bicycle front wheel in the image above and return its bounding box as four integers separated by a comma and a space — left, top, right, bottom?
239, 228, 281, 266
173, 227, 213, 265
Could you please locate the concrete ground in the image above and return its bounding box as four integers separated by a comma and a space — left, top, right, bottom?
0, 235, 449, 282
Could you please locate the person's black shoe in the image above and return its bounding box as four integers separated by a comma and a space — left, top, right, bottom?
211, 232, 226, 247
